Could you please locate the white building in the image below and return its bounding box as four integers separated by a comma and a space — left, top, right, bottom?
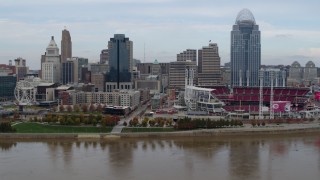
42, 36, 61, 83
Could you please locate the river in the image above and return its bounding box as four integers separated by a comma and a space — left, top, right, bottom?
1, 133, 320, 180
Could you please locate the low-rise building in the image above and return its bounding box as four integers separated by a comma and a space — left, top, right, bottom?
58, 90, 140, 110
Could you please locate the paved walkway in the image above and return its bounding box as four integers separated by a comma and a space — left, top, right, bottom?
111, 103, 149, 133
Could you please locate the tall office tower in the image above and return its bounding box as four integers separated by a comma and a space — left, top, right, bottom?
61, 28, 72, 63
261, 68, 287, 87
14, 57, 29, 80
177, 49, 197, 62
91, 73, 105, 92
71, 57, 88, 82
151, 59, 161, 75
42, 36, 61, 83
169, 61, 197, 89
0, 75, 16, 101
105, 34, 133, 92
198, 43, 221, 86
62, 59, 78, 84
231, 9, 261, 87
100, 49, 108, 64
137, 63, 152, 74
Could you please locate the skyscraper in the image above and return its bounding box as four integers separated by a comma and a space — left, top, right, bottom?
169, 61, 197, 89
14, 57, 29, 80
42, 36, 61, 83
231, 9, 261, 87
177, 49, 197, 62
61, 28, 72, 63
62, 59, 78, 84
198, 43, 221, 86
100, 49, 108, 64
105, 34, 133, 92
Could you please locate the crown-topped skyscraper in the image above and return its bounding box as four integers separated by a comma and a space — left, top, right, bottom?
231, 9, 261, 87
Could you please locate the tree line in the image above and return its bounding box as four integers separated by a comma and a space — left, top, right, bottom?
175, 117, 244, 130
32, 113, 120, 127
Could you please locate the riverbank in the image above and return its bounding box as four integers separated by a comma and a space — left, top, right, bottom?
1, 123, 320, 139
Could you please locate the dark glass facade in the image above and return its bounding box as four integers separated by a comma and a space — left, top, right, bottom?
106, 34, 132, 89
62, 61, 74, 84
231, 9, 261, 87
0, 75, 16, 101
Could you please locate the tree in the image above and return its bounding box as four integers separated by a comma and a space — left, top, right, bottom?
89, 104, 95, 112
0, 122, 16, 132
52, 106, 57, 112
67, 105, 73, 112
131, 117, 139, 127
141, 118, 148, 127
166, 118, 173, 127
102, 115, 118, 127
75, 118, 81, 125
96, 114, 102, 122
82, 104, 88, 113
59, 105, 65, 112
79, 114, 85, 123
46, 113, 53, 123
74, 104, 80, 113
88, 114, 94, 124
97, 104, 103, 113
148, 119, 156, 127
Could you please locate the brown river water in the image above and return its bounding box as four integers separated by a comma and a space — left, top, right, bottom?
1, 133, 320, 180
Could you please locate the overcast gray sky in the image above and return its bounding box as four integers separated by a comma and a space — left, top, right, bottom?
0, 0, 319, 69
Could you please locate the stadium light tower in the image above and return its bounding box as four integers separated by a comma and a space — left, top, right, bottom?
259, 70, 264, 119
270, 71, 275, 119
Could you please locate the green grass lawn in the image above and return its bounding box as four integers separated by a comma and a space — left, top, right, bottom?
14, 123, 112, 133
122, 127, 176, 133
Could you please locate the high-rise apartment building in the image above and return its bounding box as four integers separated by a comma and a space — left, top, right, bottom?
42, 36, 61, 83
303, 61, 317, 83
61, 29, 72, 63
198, 43, 221, 85
231, 9, 261, 87
177, 49, 197, 62
287, 61, 317, 86
105, 34, 133, 92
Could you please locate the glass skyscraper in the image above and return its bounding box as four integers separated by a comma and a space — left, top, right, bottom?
231, 9, 261, 87
105, 34, 133, 92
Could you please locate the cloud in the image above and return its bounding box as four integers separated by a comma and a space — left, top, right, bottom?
298, 48, 320, 57
1, 0, 173, 6
274, 34, 292, 38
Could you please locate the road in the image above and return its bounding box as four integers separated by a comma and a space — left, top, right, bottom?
111, 103, 149, 133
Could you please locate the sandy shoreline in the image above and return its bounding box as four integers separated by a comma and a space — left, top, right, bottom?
1, 123, 320, 139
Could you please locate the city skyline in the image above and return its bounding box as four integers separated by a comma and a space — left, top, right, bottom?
0, 0, 319, 69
